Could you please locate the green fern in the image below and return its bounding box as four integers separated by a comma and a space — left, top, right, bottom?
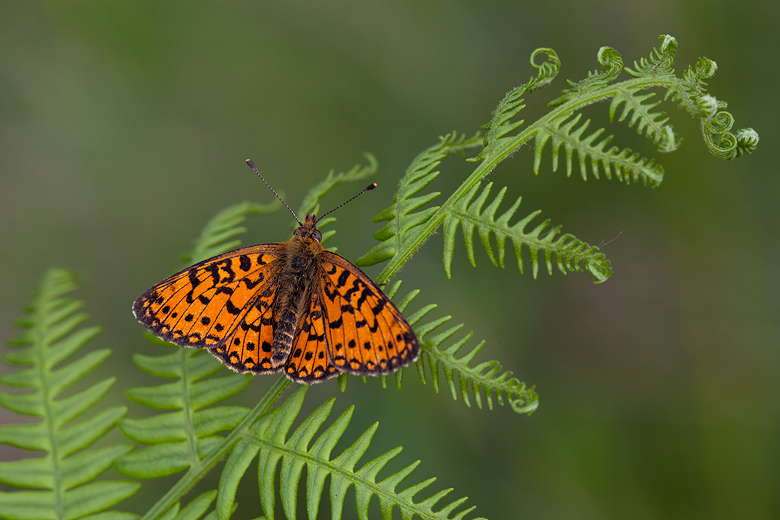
357, 35, 756, 286
354, 132, 484, 280
0, 269, 138, 520
397, 282, 537, 414
532, 111, 666, 185
442, 181, 611, 281
217, 385, 486, 520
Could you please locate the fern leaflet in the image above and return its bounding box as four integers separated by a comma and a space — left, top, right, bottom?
0, 269, 138, 520
443, 180, 610, 281
533, 112, 665, 186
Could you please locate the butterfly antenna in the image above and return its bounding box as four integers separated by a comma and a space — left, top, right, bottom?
246, 159, 301, 225
317, 182, 377, 223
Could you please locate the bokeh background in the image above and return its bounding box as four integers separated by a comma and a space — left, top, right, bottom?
1, 2, 778, 519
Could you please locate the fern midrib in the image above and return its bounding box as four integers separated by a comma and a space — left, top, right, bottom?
376, 76, 679, 283
140, 375, 292, 520
35, 300, 66, 520
180, 349, 200, 468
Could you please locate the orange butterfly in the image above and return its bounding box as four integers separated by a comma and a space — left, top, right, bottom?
133, 160, 419, 383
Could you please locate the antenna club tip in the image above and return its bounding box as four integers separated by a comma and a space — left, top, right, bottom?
246, 159, 255, 168
367, 182, 377, 190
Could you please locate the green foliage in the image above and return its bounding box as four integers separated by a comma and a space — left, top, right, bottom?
395, 282, 537, 413
0, 35, 758, 520
0, 269, 138, 520
359, 35, 756, 286
218, 386, 484, 520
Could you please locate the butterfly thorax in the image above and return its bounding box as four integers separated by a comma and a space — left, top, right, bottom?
270, 214, 324, 367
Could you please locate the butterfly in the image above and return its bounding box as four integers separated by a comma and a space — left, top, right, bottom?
133, 160, 420, 384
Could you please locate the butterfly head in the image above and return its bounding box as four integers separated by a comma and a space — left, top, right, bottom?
293, 214, 323, 243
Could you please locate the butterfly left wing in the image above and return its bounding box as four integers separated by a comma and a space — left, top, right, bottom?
317, 251, 419, 375
133, 245, 286, 348
209, 280, 279, 374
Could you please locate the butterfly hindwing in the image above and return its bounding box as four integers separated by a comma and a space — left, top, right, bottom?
284, 295, 340, 383
211, 279, 278, 373
318, 251, 420, 375
133, 244, 286, 348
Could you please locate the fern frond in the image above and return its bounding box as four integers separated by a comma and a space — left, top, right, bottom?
442, 182, 611, 282
625, 34, 677, 79
117, 202, 273, 479
471, 48, 560, 163
115, 340, 251, 479
398, 285, 538, 414
609, 86, 680, 153
534, 112, 665, 186
217, 386, 487, 520
295, 154, 378, 247
548, 45, 623, 107
356, 132, 482, 269
0, 269, 138, 520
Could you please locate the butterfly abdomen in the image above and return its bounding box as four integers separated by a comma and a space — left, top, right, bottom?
270, 235, 323, 367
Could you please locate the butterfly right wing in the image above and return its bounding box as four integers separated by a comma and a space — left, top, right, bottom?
133, 244, 286, 349
317, 251, 420, 376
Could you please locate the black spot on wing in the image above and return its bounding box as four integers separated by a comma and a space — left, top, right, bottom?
225, 300, 241, 315
239, 255, 251, 272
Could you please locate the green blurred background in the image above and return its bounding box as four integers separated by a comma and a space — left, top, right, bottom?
1, 2, 778, 519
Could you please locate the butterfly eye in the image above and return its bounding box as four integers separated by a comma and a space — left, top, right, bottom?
312, 230, 322, 242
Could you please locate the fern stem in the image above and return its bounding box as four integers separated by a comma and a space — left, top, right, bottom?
140, 375, 292, 520
180, 348, 201, 469
34, 282, 67, 520
375, 154, 495, 284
